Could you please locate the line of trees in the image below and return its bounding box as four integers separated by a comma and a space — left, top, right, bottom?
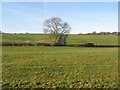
78, 31, 120, 35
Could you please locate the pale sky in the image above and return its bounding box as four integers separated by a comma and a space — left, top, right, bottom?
1, 1, 118, 34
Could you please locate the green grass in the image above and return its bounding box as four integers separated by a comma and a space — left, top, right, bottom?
2, 34, 54, 44
67, 34, 118, 45
2, 46, 118, 88
2, 34, 118, 45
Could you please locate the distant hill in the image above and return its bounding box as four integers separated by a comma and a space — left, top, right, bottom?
2, 34, 118, 45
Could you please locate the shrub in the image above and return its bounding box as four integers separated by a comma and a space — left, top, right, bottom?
84, 43, 94, 47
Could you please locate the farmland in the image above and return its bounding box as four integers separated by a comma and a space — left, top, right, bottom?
2, 46, 118, 88
2, 34, 119, 88
2, 34, 118, 45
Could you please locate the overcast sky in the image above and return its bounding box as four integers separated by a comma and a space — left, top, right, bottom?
2, 2, 118, 34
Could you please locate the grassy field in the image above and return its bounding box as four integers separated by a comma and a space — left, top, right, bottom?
2, 34, 118, 45
2, 46, 118, 88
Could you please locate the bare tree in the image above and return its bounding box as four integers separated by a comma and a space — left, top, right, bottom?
43, 17, 71, 44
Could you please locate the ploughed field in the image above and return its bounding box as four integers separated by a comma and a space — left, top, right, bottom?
2, 34, 118, 45
2, 46, 118, 88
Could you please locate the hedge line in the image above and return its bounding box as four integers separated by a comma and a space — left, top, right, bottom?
1, 43, 51, 46
1, 42, 120, 47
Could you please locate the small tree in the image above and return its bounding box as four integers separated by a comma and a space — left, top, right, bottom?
43, 17, 71, 44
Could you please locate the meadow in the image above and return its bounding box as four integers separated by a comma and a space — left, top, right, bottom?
2, 34, 118, 45
2, 46, 118, 88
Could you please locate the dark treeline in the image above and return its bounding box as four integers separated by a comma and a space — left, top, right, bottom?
1, 31, 120, 35
78, 31, 120, 35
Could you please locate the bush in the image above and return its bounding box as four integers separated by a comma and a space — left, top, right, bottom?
84, 43, 94, 47
36, 43, 51, 46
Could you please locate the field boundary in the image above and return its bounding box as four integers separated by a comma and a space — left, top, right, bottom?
1, 42, 120, 47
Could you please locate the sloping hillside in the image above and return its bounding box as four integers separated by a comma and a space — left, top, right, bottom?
2, 34, 118, 45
